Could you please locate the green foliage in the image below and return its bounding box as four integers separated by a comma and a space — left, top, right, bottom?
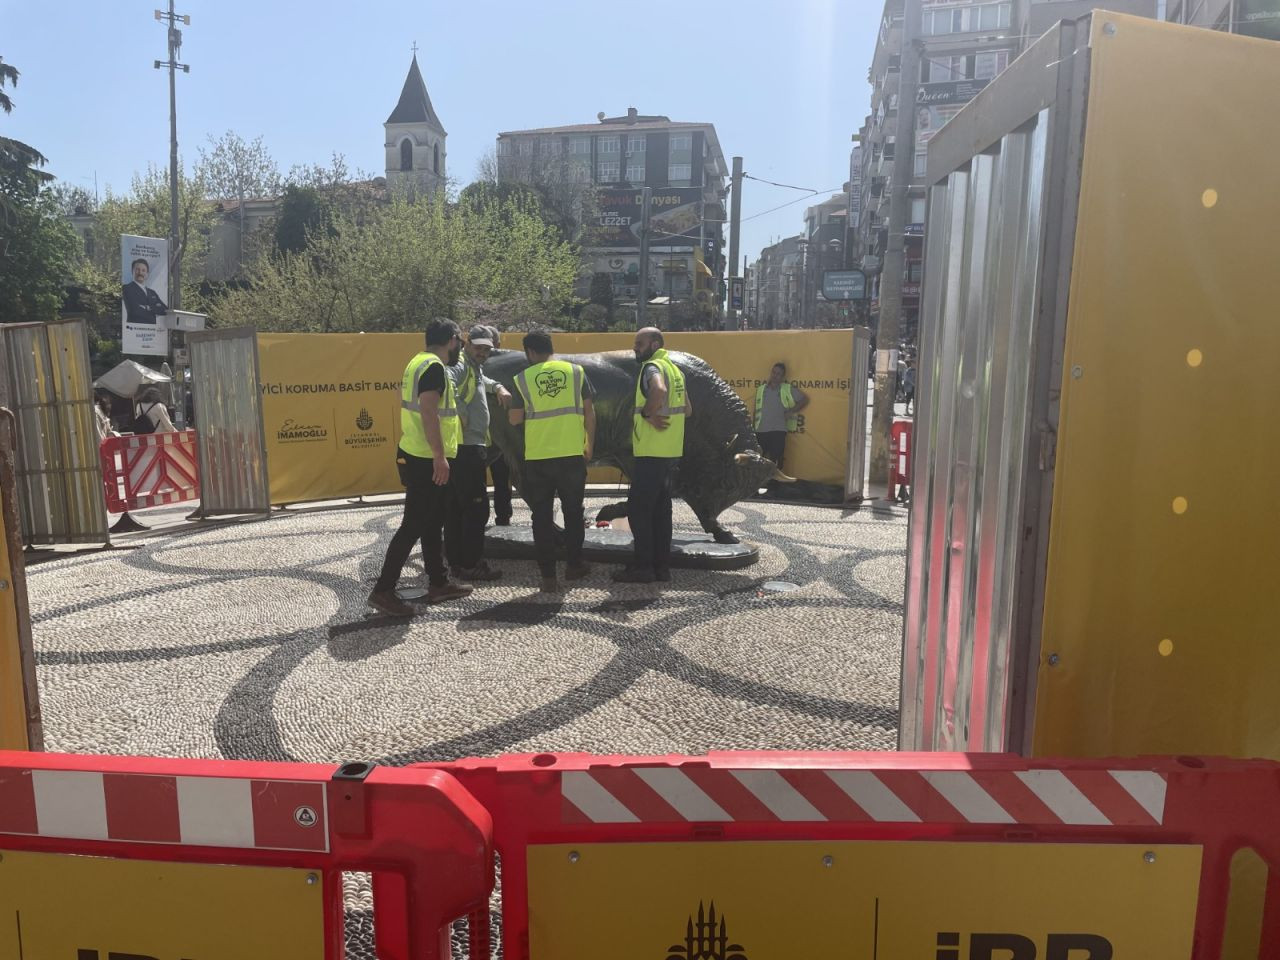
79, 165, 217, 312
214, 191, 580, 334
274, 185, 332, 255
0, 54, 75, 323
588, 272, 614, 310
0, 182, 77, 322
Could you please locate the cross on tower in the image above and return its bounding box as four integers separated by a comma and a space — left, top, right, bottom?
411, 41, 419, 55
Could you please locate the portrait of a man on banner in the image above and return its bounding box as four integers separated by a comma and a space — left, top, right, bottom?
119, 234, 170, 357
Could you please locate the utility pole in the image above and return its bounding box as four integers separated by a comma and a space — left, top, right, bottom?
637, 186, 651, 328
727, 156, 743, 328
154, 2, 190, 310
868, 0, 920, 496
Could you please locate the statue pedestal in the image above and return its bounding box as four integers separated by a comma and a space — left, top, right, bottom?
484, 524, 758, 570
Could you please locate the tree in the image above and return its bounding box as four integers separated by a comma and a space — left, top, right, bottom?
0, 55, 76, 323
196, 131, 280, 202
274, 184, 331, 256
474, 147, 598, 245
213, 191, 579, 334
69, 166, 216, 370
588, 272, 614, 312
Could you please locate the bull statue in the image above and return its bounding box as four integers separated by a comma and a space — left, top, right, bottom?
484, 349, 778, 544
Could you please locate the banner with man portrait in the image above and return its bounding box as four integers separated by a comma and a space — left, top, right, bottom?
120, 235, 170, 357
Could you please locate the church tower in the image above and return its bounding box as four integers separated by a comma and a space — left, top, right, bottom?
384, 53, 446, 199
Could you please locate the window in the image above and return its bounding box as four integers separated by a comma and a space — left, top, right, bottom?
496, 139, 512, 157
923, 2, 1011, 35
84, 233, 95, 259
569, 137, 591, 155
518, 139, 533, 155
670, 134, 692, 152
597, 160, 620, 182
975, 50, 1010, 80
910, 197, 927, 224
598, 136, 620, 154
914, 149, 928, 177
668, 163, 692, 182
627, 136, 646, 153
907, 260, 924, 283
433, 143, 440, 174
883, 142, 896, 161
399, 139, 413, 171
626, 162, 646, 182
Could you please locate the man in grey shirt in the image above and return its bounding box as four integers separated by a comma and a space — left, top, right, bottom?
445, 325, 511, 580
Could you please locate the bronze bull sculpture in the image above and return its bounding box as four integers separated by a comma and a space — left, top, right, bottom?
484, 349, 778, 544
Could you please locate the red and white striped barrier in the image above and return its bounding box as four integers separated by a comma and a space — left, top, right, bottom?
100, 429, 200, 513
559, 765, 1167, 826
0, 765, 328, 851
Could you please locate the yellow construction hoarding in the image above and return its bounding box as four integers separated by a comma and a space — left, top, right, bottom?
258, 330, 856, 504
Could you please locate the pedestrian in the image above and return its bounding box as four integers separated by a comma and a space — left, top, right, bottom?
131, 386, 177, 434
508, 329, 596, 593
614, 326, 691, 584
93, 393, 118, 443
753, 362, 808, 474
367, 318, 473, 616
445, 325, 512, 581
483, 326, 514, 527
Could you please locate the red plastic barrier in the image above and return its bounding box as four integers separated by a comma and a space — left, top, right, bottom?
0, 751, 492, 960
890, 418, 912, 501
427, 751, 1280, 960
99, 429, 200, 512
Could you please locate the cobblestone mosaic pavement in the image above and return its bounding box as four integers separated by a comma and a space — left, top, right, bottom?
26, 497, 907, 956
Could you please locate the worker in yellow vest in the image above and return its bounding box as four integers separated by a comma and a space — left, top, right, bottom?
614, 327, 691, 584
754, 361, 808, 479
509, 330, 596, 593
368, 318, 474, 616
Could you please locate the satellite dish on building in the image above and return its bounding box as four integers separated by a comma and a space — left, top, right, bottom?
597, 111, 606, 121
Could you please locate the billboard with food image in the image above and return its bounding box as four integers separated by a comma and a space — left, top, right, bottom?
593, 188, 704, 247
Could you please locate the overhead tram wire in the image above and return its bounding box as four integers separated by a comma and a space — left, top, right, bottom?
740, 185, 846, 224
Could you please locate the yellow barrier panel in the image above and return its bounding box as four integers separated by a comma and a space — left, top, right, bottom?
528, 840, 1200, 958
0, 849, 324, 957
258, 330, 857, 504
1033, 16, 1280, 761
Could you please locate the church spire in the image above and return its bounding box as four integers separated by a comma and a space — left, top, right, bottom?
386, 53, 445, 134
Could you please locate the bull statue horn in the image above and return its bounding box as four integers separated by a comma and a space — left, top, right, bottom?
723, 433, 740, 451
773, 468, 798, 483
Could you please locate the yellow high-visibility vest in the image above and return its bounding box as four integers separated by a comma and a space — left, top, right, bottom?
399, 351, 459, 459
514, 359, 587, 461
633, 348, 688, 458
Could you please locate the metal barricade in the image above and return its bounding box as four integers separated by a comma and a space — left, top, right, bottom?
187, 327, 271, 517
428, 750, 1280, 960
99, 430, 200, 513
0, 752, 493, 959
844, 327, 873, 502
0, 408, 41, 751
0, 319, 108, 545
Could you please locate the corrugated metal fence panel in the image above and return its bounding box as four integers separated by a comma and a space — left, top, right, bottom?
188, 328, 270, 515
900, 17, 1090, 753
0, 320, 107, 546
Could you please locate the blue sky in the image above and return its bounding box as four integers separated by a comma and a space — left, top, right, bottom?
1, 0, 880, 265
